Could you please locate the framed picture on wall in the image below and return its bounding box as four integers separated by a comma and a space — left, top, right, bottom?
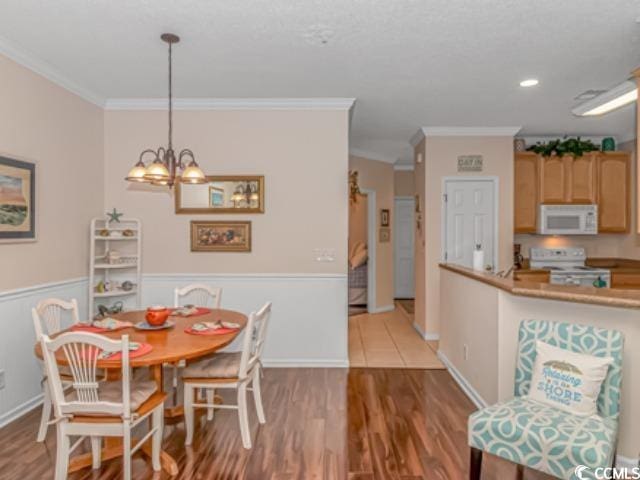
190, 221, 251, 252
0, 155, 36, 242
380, 208, 390, 227
209, 186, 225, 207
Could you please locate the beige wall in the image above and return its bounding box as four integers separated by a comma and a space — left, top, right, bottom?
348, 155, 395, 308
515, 140, 640, 260
0, 54, 104, 291
348, 193, 368, 255
440, 268, 499, 402
394, 170, 415, 197
104, 110, 349, 275
415, 135, 514, 336
439, 267, 640, 460
414, 140, 427, 335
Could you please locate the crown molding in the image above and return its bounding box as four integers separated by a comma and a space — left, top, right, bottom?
105, 97, 356, 111
393, 164, 414, 171
420, 126, 522, 137
409, 129, 425, 147
349, 148, 397, 164
0, 35, 104, 107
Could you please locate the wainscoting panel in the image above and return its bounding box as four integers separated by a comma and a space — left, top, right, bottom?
0, 278, 89, 427
143, 273, 349, 368
0, 273, 348, 428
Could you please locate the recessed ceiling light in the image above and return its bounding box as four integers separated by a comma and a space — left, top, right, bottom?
520, 79, 539, 87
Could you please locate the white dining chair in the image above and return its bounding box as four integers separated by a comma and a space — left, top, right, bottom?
171, 284, 223, 391
40, 331, 165, 480
32, 298, 81, 442
182, 302, 271, 449
174, 284, 222, 308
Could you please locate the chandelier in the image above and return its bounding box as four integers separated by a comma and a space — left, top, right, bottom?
231, 181, 260, 207
125, 33, 206, 188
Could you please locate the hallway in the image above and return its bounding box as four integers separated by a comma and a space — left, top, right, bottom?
348, 307, 444, 369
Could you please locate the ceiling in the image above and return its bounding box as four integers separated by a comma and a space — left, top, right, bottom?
1, 0, 639, 165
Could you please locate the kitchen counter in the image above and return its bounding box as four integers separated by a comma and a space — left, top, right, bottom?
440, 262, 640, 309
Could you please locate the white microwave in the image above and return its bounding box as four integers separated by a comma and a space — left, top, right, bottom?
537, 204, 598, 235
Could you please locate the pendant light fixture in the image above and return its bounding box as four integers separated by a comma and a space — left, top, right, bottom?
125, 33, 206, 187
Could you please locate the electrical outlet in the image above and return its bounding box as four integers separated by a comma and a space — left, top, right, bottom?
314, 248, 335, 262
463, 344, 469, 361
0, 370, 5, 390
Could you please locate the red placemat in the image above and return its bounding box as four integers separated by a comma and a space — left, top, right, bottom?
185, 326, 238, 336
100, 343, 153, 361
70, 323, 131, 334
170, 307, 212, 317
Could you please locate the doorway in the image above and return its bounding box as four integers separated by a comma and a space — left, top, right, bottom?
348, 191, 376, 315
394, 196, 415, 299
442, 177, 498, 270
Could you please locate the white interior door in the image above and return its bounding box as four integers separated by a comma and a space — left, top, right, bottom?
394, 197, 415, 298
443, 178, 496, 270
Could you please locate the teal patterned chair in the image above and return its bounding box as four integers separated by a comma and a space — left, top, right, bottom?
468, 319, 623, 480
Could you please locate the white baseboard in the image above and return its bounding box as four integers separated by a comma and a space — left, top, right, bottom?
616, 455, 639, 470
412, 322, 440, 341
437, 351, 487, 409
0, 393, 43, 429
369, 304, 395, 314
262, 358, 349, 368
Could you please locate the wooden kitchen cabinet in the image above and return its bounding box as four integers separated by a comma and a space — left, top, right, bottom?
568, 152, 598, 204
597, 152, 631, 233
514, 151, 631, 234
538, 153, 597, 204
538, 155, 568, 204
514, 152, 539, 233
514, 270, 550, 283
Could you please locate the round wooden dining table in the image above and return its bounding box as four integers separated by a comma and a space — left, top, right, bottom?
34, 308, 247, 476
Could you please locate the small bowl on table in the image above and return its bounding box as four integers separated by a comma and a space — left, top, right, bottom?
145, 306, 170, 327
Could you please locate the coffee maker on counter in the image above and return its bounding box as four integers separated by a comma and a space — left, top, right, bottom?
514, 244, 524, 270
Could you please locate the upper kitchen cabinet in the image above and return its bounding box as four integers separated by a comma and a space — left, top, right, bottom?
538, 155, 568, 204
598, 152, 631, 233
568, 152, 598, 204
538, 153, 597, 204
514, 150, 631, 234
514, 152, 538, 233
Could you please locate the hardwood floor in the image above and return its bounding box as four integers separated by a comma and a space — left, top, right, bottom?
0, 368, 553, 479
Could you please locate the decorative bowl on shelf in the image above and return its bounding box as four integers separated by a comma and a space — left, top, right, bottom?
146, 306, 170, 326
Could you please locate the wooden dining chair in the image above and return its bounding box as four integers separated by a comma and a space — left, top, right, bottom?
182, 302, 272, 448
40, 331, 166, 480
174, 284, 222, 308
32, 298, 81, 442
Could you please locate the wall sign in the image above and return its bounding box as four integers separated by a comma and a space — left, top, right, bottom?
457, 155, 483, 172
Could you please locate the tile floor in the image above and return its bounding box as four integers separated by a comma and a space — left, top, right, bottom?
348, 307, 444, 369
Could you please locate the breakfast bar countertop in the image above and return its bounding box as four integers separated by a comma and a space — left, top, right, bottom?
440, 263, 640, 309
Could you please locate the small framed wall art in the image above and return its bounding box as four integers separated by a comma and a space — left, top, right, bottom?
380, 208, 390, 227
190, 221, 252, 252
0, 155, 36, 242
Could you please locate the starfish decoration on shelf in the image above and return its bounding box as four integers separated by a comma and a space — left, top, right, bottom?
106, 208, 124, 223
